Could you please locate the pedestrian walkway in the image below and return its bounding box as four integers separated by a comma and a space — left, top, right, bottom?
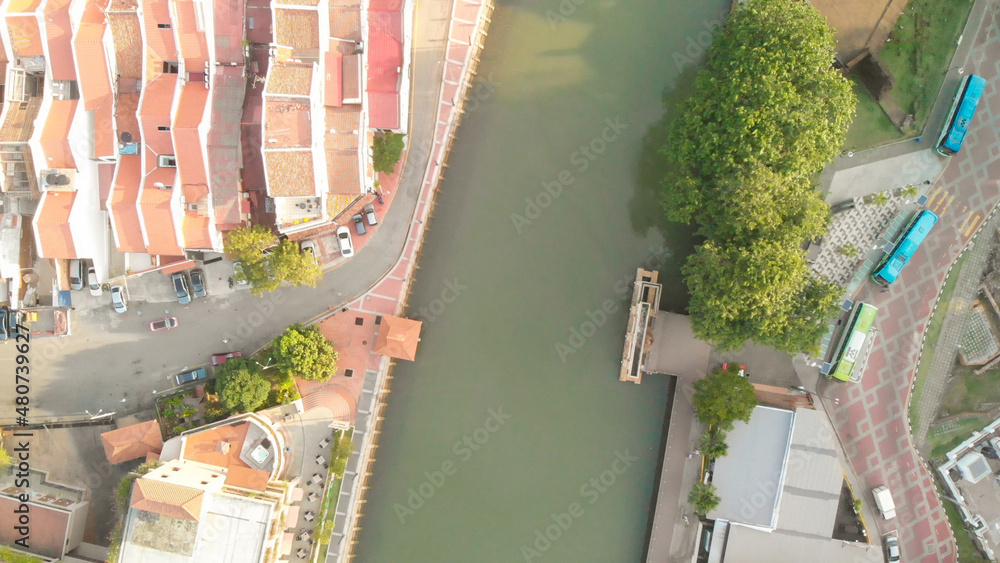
817, 1, 1000, 561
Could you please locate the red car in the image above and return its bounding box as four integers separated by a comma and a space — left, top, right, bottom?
211, 352, 242, 366
150, 317, 179, 332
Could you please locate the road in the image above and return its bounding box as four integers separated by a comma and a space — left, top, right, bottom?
2, 0, 455, 423
807, 2, 1000, 562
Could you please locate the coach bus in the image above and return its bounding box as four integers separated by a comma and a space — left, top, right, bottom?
827, 302, 878, 382
872, 210, 939, 287
936, 74, 986, 156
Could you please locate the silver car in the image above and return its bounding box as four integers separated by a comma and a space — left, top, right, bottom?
110, 285, 127, 313
337, 226, 354, 257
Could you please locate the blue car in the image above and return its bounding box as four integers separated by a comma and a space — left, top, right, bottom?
174, 367, 207, 386
172, 273, 191, 305
190, 268, 207, 298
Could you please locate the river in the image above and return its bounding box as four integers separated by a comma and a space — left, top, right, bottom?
354, 0, 728, 561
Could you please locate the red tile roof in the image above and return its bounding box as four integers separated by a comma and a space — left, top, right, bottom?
212, 0, 245, 64
94, 101, 116, 158
100, 420, 163, 464
369, 0, 401, 9
324, 50, 342, 107
74, 0, 113, 111
140, 165, 182, 256
0, 497, 69, 560
130, 478, 203, 521
374, 315, 422, 361
141, 0, 176, 72
274, 8, 319, 50
39, 100, 78, 170
139, 74, 178, 158
109, 155, 146, 252
182, 419, 253, 470
43, 0, 76, 80
173, 0, 208, 66
6, 14, 43, 57
224, 466, 270, 491
367, 9, 402, 129
173, 84, 212, 249
115, 93, 142, 145
368, 92, 399, 130
328, 6, 361, 42
208, 66, 245, 226
264, 100, 311, 147
108, 12, 143, 79
342, 54, 361, 101
34, 191, 77, 259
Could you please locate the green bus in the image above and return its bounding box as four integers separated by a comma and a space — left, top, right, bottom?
827, 302, 878, 382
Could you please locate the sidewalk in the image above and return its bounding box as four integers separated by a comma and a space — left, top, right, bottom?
911, 211, 1000, 450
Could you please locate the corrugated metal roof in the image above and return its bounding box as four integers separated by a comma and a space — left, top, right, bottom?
74, 0, 113, 111
109, 154, 146, 253
39, 100, 78, 170
43, 0, 76, 80
208, 66, 244, 227
34, 191, 77, 258
141, 0, 177, 70
367, 91, 399, 130
139, 73, 178, 158
172, 0, 208, 67
6, 14, 43, 58
324, 50, 342, 107
139, 166, 183, 256
212, 0, 245, 64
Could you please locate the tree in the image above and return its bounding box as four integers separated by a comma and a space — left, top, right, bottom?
216, 359, 270, 413
688, 482, 720, 517
659, 0, 854, 355
0, 546, 44, 563
699, 427, 729, 459
372, 132, 406, 174
225, 228, 322, 296
683, 239, 842, 353
272, 324, 339, 381
692, 368, 757, 431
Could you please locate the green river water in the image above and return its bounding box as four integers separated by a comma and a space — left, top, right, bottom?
355, 0, 728, 561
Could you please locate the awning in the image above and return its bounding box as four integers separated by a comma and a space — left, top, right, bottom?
160, 260, 198, 275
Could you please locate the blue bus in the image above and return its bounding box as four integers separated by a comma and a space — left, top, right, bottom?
872, 210, 939, 287
936, 74, 986, 156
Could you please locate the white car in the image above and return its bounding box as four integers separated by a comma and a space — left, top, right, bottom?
885, 535, 900, 563
337, 226, 354, 257
110, 285, 127, 313
87, 267, 102, 296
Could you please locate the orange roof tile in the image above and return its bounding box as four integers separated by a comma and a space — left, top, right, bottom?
181, 420, 253, 470
374, 315, 422, 361
274, 8, 319, 50
324, 51, 342, 107
74, 0, 113, 111
173, 85, 212, 249
108, 12, 143, 79
264, 151, 315, 197
109, 155, 146, 252
182, 215, 213, 249
326, 150, 359, 194
342, 54, 361, 101
6, 0, 42, 12
130, 479, 203, 521
34, 191, 77, 259
173, 82, 209, 129
139, 74, 178, 157
269, 63, 313, 97
100, 420, 163, 464
141, 0, 176, 66
44, 0, 76, 80
224, 466, 270, 491
329, 6, 361, 43
115, 93, 142, 145
39, 100, 77, 170
264, 100, 311, 147
325, 105, 360, 150
172, 0, 208, 66
140, 166, 182, 256
6, 14, 43, 57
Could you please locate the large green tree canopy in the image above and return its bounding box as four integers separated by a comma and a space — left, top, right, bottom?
662, 0, 854, 353
224, 226, 322, 296
272, 324, 339, 382
216, 359, 270, 413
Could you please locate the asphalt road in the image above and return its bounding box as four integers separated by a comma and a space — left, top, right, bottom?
1, 0, 453, 423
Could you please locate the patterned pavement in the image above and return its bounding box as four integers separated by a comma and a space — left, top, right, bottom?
817, 4, 1000, 562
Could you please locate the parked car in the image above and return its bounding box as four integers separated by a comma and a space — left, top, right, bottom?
353, 213, 366, 235
150, 317, 179, 332
68, 259, 84, 291
211, 352, 243, 366
337, 226, 354, 257
190, 268, 207, 298
884, 535, 900, 562
364, 203, 378, 226
300, 240, 317, 255
722, 362, 748, 378
0, 307, 8, 341
110, 285, 127, 313
174, 367, 208, 386
87, 267, 102, 296
172, 273, 191, 305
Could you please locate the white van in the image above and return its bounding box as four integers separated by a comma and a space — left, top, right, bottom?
68, 259, 84, 291
872, 485, 896, 520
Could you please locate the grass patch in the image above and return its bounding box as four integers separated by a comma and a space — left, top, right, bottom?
941, 365, 1000, 414
910, 252, 969, 431
880, 0, 975, 130
844, 78, 906, 151
927, 415, 989, 458
938, 483, 989, 562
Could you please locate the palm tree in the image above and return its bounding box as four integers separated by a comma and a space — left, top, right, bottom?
901, 184, 919, 198
871, 191, 891, 206
700, 427, 729, 459
689, 482, 721, 517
